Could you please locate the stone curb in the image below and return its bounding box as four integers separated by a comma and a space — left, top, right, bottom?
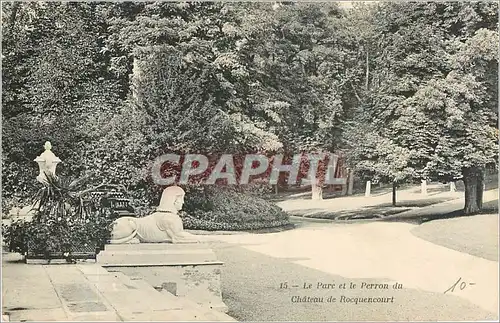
187, 229, 251, 235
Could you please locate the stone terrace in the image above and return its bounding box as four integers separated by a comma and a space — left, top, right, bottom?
2, 253, 236, 322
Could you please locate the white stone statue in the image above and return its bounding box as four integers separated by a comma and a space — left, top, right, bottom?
109, 186, 199, 244
8, 142, 61, 224
34, 141, 61, 184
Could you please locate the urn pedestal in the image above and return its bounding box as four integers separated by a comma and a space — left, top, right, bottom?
96, 243, 228, 313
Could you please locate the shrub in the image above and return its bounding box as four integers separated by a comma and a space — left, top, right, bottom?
181, 187, 291, 231
2, 174, 115, 261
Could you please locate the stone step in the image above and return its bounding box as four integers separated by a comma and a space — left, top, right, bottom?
101, 260, 224, 267
43, 265, 120, 321
111, 272, 185, 310
101, 250, 216, 255
97, 247, 220, 266
111, 271, 234, 321
89, 274, 178, 314
159, 291, 236, 322
77, 264, 235, 322
4, 308, 68, 321
103, 243, 212, 251
125, 275, 231, 319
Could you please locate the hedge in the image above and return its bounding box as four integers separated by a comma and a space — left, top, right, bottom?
181, 188, 292, 231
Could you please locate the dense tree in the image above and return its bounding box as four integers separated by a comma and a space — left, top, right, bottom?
233, 3, 358, 198
400, 27, 498, 213
345, 2, 498, 210
2, 2, 123, 210
2, 1, 497, 213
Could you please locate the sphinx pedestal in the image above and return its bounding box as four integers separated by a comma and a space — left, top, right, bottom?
96, 243, 228, 313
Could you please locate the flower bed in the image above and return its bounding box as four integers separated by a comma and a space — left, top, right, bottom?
182, 188, 292, 231
26, 238, 98, 261
2, 174, 114, 262
4, 213, 112, 262
183, 217, 291, 231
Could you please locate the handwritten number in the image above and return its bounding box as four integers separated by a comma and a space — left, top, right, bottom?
460, 281, 466, 290
444, 277, 474, 294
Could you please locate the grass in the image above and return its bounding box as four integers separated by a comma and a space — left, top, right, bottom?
375, 197, 458, 208
298, 206, 412, 220
411, 212, 499, 261
288, 196, 458, 221
382, 199, 499, 225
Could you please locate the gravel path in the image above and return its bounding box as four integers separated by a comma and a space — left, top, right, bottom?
276, 185, 463, 217
210, 241, 496, 321
199, 190, 499, 321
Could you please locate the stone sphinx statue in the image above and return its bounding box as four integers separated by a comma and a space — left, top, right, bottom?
109, 186, 199, 244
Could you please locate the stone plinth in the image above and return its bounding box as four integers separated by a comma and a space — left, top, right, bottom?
97, 243, 228, 313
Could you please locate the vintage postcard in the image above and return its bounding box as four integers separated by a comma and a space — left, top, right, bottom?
1, 1, 498, 322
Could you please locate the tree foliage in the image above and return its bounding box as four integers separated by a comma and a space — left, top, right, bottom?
345, 2, 498, 211
2, 2, 497, 214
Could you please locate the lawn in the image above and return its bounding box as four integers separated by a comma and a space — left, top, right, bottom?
411, 213, 499, 261
285, 196, 458, 221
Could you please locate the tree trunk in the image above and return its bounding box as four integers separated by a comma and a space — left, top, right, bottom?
421, 179, 427, 195
311, 182, 323, 200
463, 167, 484, 215
477, 173, 484, 210
347, 169, 354, 196
450, 182, 456, 192
365, 50, 370, 91
365, 181, 371, 197
392, 181, 397, 206
341, 180, 348, 196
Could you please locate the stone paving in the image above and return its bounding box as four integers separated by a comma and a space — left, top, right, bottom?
2, 254, 70, 321
1, 253, 235, 322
